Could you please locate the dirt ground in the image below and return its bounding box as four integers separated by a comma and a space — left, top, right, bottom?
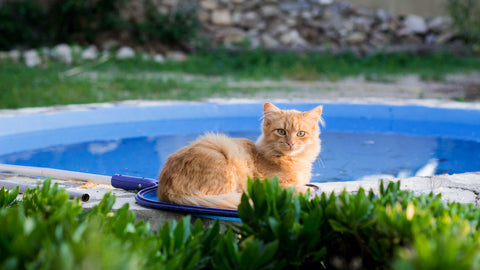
220, 73, 480, 102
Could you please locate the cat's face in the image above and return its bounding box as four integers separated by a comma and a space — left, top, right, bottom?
261, 103, 323, 157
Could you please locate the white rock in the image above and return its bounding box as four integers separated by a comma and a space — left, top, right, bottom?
261, 5, 279, 17
200, 0, 217, 10
428, 16, 452, 33
81, 45, 99, 60
317, 0, 333, 4
166, 51, 187, 62
279, 30, 307, 46
116, 46, 135, 59
403, 14, 428, 34
197, 10, 210, 22
271, 23, 289, 36
102, 39, 120, 51
223, 28, 246, 44
248, 35, 261, 48
261, 34, 280, 48
241, 11, 261, 28
24, 50, 41, 67
153, 54, 165, 62
52, 44, 73, 64
346, 32, 367, 44
8, 50, 21, 62
375, 9, 390, 22
211, 10, 232, 26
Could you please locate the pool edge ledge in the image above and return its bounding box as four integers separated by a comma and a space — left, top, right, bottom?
2, 171, 480, 229
315, 171, 480, 206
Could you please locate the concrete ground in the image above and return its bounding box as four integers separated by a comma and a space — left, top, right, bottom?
1, 74, 479, 227
2, 171, 480, 228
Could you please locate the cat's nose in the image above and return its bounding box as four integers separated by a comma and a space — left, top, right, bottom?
287, 141, 295, 149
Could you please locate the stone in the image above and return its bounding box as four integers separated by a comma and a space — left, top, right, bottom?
247, 34, 261, 48
261, 5, 280, 17
403, 14, 428, 34
370, 31, 390, 47
7, 50, 21, 62
153, 54, 165, 63
116, 46, 135, 59
24, 50, 41, 67
435, 32, 455, 44
240, 11, 261, 29
400, 34, 423, 45
81, 45, 99, 60
301, 11, 314, 20
285, 17, 297, 27
101, 39, 120, 51
166, 51, 187, 62
318, 0, 333, 5
200, 0, 217, 10
346, 32, 367, 44
270, 23, 289, 36
279, 1, 310, 12
231, 11, 242, 25
261, 34, 280, 48
197, 10, 210, 22
375, 9, 390, 23
211, 9, 232, 26
428, 16, 452, 33
424, 34, 436, 45
279, 29, 307, 46
354, 16, 373, 32
323, 8, 343, 32
222, 28, 247, 44
162, 0, 179, 6
52, 44, 73, 64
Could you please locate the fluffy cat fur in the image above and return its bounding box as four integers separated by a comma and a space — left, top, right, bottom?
157, 102, 324, 209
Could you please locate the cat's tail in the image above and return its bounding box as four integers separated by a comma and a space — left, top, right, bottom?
170, 192, 243, 209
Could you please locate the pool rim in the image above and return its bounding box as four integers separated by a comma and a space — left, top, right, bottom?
0, 100, 479, 157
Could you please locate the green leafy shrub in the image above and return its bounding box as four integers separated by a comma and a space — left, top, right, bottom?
47, 0, 126, 44
0, 0, 125, 49
0, 0, 198, 50
0, 0, 45, 49
237, 178, 480, 269
2, 177, 480, 269
134, 0, 199, 47
446, 0, 480, 47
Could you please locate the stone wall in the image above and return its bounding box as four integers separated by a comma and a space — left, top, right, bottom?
1, 0, 460, 54
120, 0, 457, 54
342, 0, 446, 17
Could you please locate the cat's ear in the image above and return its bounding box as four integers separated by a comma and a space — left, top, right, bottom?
264, 102, 281, 114
304, 105, 324, 125
263, 103, 280, 126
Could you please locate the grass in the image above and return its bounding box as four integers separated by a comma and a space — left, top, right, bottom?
1, 49, 480, 109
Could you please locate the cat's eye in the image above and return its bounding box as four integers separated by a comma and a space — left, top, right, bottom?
297, 131, 306, 137
276, 129, 287, 136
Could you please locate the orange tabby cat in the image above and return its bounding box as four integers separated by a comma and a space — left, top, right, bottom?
157, 102, 324, 209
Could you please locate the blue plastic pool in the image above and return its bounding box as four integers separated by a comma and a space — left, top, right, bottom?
1, 102, 479, 182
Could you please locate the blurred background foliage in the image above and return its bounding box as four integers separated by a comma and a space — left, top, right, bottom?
0, 0, 198, 50
1, 0, 479, 51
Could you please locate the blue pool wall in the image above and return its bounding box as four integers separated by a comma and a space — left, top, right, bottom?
0, 102, 479, 156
